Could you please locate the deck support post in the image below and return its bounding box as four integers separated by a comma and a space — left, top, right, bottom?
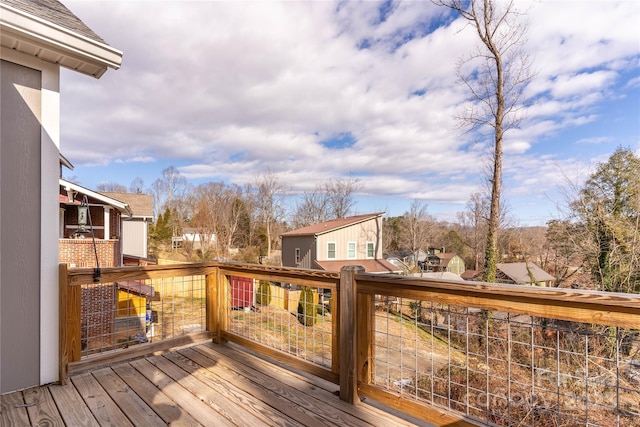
214, 267, 229, 345
205, 268, 217, 341
59, 263, 81, 385
339, 265, 365, 404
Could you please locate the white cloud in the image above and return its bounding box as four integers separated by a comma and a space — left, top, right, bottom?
550, 71, 618, 99
61, 0, 640, 223
576, 136, 615, 145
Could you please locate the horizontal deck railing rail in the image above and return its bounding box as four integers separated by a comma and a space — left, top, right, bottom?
60, 262, 640, 426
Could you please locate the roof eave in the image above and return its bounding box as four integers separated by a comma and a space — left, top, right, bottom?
282, 213, 385, 238
60, 178, 132, 216
0, 3, 122, 78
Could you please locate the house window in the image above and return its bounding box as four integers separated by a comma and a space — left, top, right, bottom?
327, 242, 336, 259
295, 248, 301, 264
367, 242, 375, 258
347, 242, 356, 259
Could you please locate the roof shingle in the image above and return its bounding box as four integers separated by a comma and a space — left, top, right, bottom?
281, 213, 385, 237
1, 0, 108, 44
497, 262, 554, 284
100, 192, 154, 218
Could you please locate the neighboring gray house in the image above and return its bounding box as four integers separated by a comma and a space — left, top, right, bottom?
405, 249, 428, 266
496, 262, 555, 287
0, 0, 121, 393
281, 213, 400, 274
100, 192, 154, 259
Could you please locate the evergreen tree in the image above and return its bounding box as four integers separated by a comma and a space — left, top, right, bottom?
571, 147, 640, 293
297, 287, 317, 326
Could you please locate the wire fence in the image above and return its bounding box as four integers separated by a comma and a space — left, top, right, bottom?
80, 275, 206, 356
372, 297, 640, 426
226, 276, 334, 369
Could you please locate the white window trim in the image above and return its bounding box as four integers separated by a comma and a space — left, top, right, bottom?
366, 241, 375, 259
347, 241, 356, 259
327, 242, 337, 260
295, 248, 301, 264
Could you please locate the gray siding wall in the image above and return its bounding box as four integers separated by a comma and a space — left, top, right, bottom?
1, 60, 42, 393
281, 235, 315, 268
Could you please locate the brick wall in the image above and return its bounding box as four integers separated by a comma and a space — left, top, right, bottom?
59, 239, 120, 268
60, 239, 121, 352
81, 283, 116, 351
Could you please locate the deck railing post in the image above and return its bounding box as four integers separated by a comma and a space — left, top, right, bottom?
339, 265, 365, 404
59, 263, 81, 385
205, 268, 217, 341
214, 267, 229, 345
357, 280, 374, 387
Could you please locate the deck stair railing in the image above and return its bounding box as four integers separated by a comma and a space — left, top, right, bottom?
60, 262, 640, 426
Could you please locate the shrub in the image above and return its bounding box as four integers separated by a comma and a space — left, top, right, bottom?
297, 286, 317, 326
256, 280, 271, 306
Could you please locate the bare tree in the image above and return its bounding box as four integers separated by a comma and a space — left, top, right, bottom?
253, 172, 285, 257
325, 176, 361, 218
218, 184, 248, 255
403, 200, 432, 269
129, 177, 145, 194
544, 219, 584, 287
150, 166, 188, 218
435, 0, 533, 282
186, 182, 248, 259
150, 166, 189, 244
96, 182, 127, 192
457, 192, 489, 270
292, 176, 362, 228
293, 189, 331, 228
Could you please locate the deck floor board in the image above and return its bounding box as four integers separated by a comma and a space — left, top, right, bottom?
1, 342, 429, 426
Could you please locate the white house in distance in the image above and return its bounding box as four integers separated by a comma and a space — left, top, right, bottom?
0, 0, 121, 393
281, 213, 400, 273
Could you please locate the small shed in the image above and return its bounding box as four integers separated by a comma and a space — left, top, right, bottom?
230, 276, 254, 309
115, 280, 155, 339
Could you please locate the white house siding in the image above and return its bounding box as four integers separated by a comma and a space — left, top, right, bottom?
316, 218, 381, 262
122, 219, 148, 258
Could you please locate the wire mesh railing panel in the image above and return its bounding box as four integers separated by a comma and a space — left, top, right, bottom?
80, 275, 206, 357
371, 296, 640, 427
226, 276, 334, 369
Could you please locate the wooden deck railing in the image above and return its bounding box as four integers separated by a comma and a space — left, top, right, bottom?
60, 262, 640, 426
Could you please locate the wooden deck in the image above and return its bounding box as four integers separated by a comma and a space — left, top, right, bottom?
1, 342, 431, 426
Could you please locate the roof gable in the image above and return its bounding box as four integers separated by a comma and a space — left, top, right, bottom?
281, 213, 385, 237
100, 192, 154, 218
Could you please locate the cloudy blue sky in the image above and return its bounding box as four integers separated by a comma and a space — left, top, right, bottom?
61, 0, 640, 225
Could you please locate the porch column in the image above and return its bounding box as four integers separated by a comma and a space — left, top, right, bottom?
103, 206, 110, 240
